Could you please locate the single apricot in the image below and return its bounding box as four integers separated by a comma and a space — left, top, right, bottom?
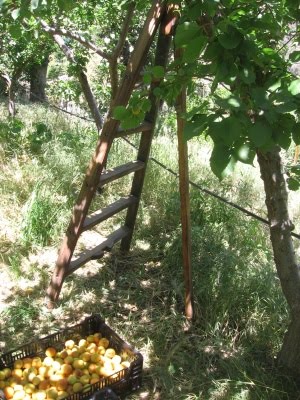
45, 347, 57, 358
56, 378, 68, 391
4, 386, 14, 399
60, 364, 72, 377
98, 338, 109, 349
22, 358, 32, 369
13, 360, 23, 370
32, 357, 42, 368
72, 382, 83, 393
65, 340, 75, 349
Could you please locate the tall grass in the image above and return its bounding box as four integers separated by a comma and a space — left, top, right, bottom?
0, 101, 299, 399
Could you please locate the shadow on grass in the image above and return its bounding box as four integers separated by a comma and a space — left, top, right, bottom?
0, 213, 299, 399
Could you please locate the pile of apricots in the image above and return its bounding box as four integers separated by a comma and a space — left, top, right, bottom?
0, 333, 130, 399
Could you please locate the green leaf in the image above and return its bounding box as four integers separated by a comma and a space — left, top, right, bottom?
292, 123, 300, 145
273, 131, 291, 150
214, 95, 242, 110
209, 116, 242, 147
183, 114, 208, 141
248, 120, 273, 147
152, 66, 165, 79
251, 87, 270, 109
175, 22, 200, 48
240, 66, 256, 84
289, 51, 300, 62
143, 73, 152, 85
288, 79, 300, 96
113, 106, 128, 120
287, 177, 300, 191
210, 144, 236, 180
9, 24, 23, 39
234, 142, 255, 164
183, 36, 206, 63
120, 114, 142, 130
218, 26, 243, 49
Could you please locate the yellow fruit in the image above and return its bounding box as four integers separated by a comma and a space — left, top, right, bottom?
65, 340, 75, 349
33, 390, 47, 400
12, 384, 23, 392
63, 356, 73, 365
79, 374, 90, 385
72, 382, 83, 393
0, 370, 6, 380
112, 355, 122, 366
0, 381, 5, 389
72, 359, 86, 370
60, 364, 72, 377
13, 360, 23, 370
52, 361, 62, 372
32, 376, 41, 386
67, 375, 77, 385
22, 358, 32, 369
81, 352, 91, 362
104, 348, 116, 359
12, 369, 23, 379
56, 378, 68, 391
46, 387, 58, 399
87, 343, 97, 353
39, 380, 50, 391
90, 376, 100, 384
43, 357, 53, 367
93, 333, 101, 344
12, 390, 25, 400
3, 368, 12, 378
4, 386, 14, 399
32, 357, 42, 368
98, 338, 109, 349
88, 363, 98, 374
45, 347, 57, 358
97, 346, 106, 355
98, 366, 113, 378
86, 335, 95, 344
57, 350, 68, 359
78, 339, 87, 348
24, 383, 36, 394
57, 391, 68, 399
88, 353, 98, 363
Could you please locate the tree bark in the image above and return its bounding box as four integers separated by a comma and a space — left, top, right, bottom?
256, 147, 300, 372
29, 56, 49, 102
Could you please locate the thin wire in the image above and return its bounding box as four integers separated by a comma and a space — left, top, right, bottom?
11, 86, 300, 240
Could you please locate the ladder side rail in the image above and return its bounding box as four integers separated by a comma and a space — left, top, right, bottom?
120, 7, 176, 252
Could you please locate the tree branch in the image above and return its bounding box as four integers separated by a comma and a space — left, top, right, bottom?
40, 20, 111, 61
41, 21, 103, 131
109, 2, 135, 102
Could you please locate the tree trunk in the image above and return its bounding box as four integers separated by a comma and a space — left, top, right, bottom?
256, 147, 300, 373
29, 56, 49, 102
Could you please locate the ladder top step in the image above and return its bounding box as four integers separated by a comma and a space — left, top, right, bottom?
100, 160, 145, 186
68, 226, 130, 275
82, 195, 138, 232
115, 121, 153, 138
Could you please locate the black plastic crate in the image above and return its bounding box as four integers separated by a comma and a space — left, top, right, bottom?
0, 315, 143, 399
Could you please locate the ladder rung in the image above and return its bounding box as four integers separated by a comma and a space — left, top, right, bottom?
67, 226, 130, 275
82, 195, 138, 231
114, 121, 153, 138
100, 160, 145, 186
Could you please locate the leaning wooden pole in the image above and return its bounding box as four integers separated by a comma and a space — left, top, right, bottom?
175, 51, 193, 320
46, 0, 167, 308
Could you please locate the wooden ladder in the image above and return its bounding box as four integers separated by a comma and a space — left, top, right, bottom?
46, 2, 175, 308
